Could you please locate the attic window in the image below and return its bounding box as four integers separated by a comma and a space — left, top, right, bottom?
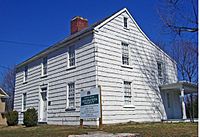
124, 17, 128, 28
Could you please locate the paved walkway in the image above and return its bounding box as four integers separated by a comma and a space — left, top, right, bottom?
68, 131, 141, 137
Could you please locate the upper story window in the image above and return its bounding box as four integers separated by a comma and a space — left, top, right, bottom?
67, 82, 75, 109
124, 17, 128, 28
124, 81, 132, 105
24, 66, 28, 82
42, 57, 47, 76
69, 46, 75, 67
122, 42, 129, 65
22, 92, 27, 111
157, 61, 165, 85
157, 62, 163, 78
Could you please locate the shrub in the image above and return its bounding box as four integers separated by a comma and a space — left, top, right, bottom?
23, 108, 38, 127
5, 110, 18, 126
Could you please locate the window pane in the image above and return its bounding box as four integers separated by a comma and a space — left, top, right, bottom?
24, 66, 28, 81
68, 83, 75, 108
167, 93, 170, 108
157, 62, 163, 77
69, 46, 75, 67
122, 43, 129, 65
124, 17, 128, 28
124, 81, 132, 105
43, 57, 47, 75
23, 93, 27, 110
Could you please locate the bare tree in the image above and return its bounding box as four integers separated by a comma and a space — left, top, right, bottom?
155, 41, 170, 55
171, 41, 198, 83
157, 0, 198, 36
157, 1, 198, 121
0, 67, 16, 111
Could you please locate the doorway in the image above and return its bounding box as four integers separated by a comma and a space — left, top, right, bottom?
165, 92, 174, 119
39, 87, 47, 122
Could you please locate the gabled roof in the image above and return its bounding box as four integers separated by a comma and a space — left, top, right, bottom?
94, 8, 175, 63
0, 88, 9, 98
17, 8, 175, 68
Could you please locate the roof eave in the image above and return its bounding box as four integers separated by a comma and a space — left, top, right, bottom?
16, 29, 94, 68
0, 88, 9, 98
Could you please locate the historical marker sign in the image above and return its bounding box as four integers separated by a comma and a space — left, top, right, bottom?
80, 88, 100, 119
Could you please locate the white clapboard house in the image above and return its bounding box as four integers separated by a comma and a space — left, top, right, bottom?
14, 8, 197, 125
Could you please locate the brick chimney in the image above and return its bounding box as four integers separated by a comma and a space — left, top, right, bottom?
70, 16, 88, 35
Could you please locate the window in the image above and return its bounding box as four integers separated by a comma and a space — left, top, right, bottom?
122, 42, 129, 65
42, 57, 47, 76
1, 98, 6, 103
24, 66, 28, 82
157, 62, 165, 84
124, 17, 128, 28
124, 81, 132, 105
67, 83, 75, 109
157, 62, 163, 78
69, 46, 75, 67
167, 93, 170, 108
22, 93, 27, 111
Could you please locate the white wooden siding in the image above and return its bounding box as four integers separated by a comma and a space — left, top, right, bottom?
14, 9, 178, 125
94, 11, 177, 124
14, 34, 97, 125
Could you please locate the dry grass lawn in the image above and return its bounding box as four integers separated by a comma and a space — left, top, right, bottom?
0, 122, 198, 137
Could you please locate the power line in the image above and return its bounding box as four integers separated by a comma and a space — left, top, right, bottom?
0, 39, 49, 47
0, 65, 11, 70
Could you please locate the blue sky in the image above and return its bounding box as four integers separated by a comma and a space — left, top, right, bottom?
0, 0, 171, 80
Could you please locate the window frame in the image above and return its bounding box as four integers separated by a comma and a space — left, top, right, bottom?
24, 66, 28, 82
42, 57, 48, 76
66, 82, 76, 110
22, 92, 27, 112
123, 81, 133, 106
121, 42, 130, 66
157, 61, 163, 78
157, 61, 165, 85
68, 45, 76, 68
166, 92, 170, 108
123, 17, 128, 29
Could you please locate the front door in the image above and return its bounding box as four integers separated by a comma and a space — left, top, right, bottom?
161, 90, 183, 120
39, 88, 47, 122
165, 92, 174, 119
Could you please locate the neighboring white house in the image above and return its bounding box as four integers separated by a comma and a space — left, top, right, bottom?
0, 88, 9, 125
14, 8, 197, 125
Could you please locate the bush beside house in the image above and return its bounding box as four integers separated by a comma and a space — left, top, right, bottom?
23, 108, 38, 127
5, 110, 18, 126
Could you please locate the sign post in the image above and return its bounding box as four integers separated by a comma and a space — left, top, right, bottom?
80, 119, 83, 128
80, 87, 102, 129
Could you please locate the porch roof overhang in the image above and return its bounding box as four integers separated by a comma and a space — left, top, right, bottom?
159, 81, 198, 94
0, 88, 9, 98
